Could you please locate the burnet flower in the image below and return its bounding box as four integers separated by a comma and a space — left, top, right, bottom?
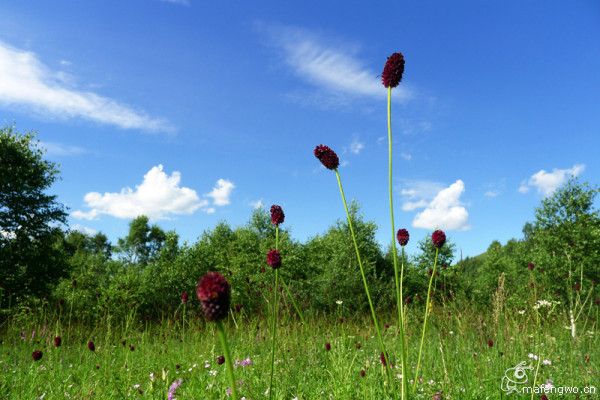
381, 52, 405, 88
396, 229, 410, 246
196, 272, 231, 322
270, 205, 285, 226
266, 249, 282, 269
314, 145, 339, 170
431, 230, 446, 248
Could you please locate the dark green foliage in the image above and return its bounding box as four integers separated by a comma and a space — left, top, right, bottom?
0, 127, 68, 304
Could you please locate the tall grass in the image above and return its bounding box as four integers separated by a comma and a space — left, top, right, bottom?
1, 305, 597, 399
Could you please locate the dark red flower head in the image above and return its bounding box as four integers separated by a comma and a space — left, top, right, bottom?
380, 352, 388, 366
196, 272, 231, 322
32, 350, 43, 361
87, 341, 95, 352
270, 205, 285, 226
217, 355, 225, 365
527, 262, 535, 271
382, 52, 405, 88
487, 339, 494, 348
541, 395, 549, 400
360, 369, 366, 377
314, 145, 339, 170
431, 230, 446, 248
396, 228, 410, 246
267, 249, 282, 269
54, 336, 62, 347
325, 342, 331, 351
181, 291, 189, 304
574, 282, 581, 291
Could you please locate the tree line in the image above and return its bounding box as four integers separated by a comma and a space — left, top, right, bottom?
1, 126, 599, 321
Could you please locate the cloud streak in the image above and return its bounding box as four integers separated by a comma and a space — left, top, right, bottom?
0, 41, 172, 132
262, 25, 411, 101
40, 141, 87, 157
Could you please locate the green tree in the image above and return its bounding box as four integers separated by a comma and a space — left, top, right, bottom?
0, 127, 68, 304
528, 179, 600, 299
116, 215, 167, 265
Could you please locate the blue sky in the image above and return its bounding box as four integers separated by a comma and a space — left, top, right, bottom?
1, 1, 599, 257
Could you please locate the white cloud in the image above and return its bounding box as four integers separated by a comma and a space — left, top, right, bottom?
411, 180, 470, 231
206, 179, 235, 206
250, 199, 264, 209
71, 224, 98, 236
349, 139, 364, 154
520, 164, 584, 196
0, 41, 172, 132
518, 181, 530, 194
400, 179, 442, 210
263, 25, 411, 101
401, 199, 429, 212
484, 190, 499, 198
73, 165, 209, 220
40, 141, 87, 156
400, 152, 412, 161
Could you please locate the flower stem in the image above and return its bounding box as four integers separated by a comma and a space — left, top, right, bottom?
388, 86, 408, 400
217, 321, 237, 400
413, 247, 439, 393
280, 276, 305, 325
268, 226, 280, 399
334, 169, 393, 386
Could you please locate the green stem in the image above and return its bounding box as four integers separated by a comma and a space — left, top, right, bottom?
530, 356, 541, 400
388, 86, 408, 400
334, 170, 393, 386
217, 321, 237, 400
413, 247, 439, 393
268, 269, 279, 399
280, 276, 305, 325
268, 225, 280, 399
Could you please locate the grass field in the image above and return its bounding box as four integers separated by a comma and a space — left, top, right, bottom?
1, 303, 597, 399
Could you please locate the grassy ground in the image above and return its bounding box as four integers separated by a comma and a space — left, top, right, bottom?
0, 303, 598, 399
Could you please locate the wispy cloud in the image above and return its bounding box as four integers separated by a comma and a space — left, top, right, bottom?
400, 151, 412, 161
519, 164, 584, 196
159, 0, 190, 5
261, 24, 412, 102
250, 199, 264, 209
71, 224, 98, 236
0, 41, 173, 132
349, 138, 364, 155
72, 165, 231, 220
40, 141, 87, 157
